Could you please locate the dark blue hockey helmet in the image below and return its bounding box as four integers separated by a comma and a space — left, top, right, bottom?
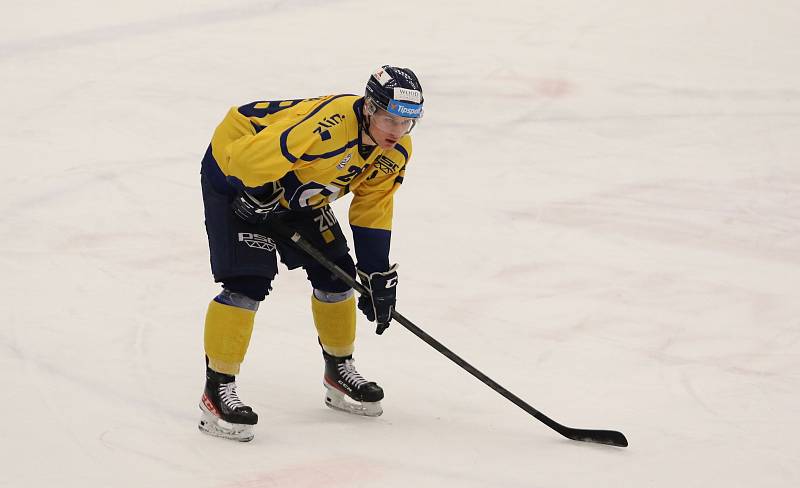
365, 65, 424, 119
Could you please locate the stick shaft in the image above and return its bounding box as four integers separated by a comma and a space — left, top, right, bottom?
270, 219, 628, 447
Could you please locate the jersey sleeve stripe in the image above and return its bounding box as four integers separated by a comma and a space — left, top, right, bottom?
299, 139, 358, 162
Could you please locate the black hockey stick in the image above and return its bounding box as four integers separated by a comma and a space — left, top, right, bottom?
267, 217, 628, 448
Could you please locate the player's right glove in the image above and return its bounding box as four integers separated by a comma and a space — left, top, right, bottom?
232, 187, 284, 225
357, 264, 399, 335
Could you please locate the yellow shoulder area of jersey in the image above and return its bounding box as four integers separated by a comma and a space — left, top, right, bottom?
302, 94, 361, 128
287, 95, 336, 116
282, 95, 361, 163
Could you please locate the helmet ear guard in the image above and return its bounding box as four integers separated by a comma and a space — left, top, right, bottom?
364, 97, 379, 116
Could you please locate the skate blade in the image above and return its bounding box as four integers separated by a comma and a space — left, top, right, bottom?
198, 402, 255, 442
324, 384, 383, 417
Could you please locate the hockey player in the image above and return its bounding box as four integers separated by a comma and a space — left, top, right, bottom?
197, 66, 424, 441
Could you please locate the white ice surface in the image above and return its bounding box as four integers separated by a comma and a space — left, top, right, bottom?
1, 1, 799, 487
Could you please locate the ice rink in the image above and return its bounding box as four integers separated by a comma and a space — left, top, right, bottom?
2, 1, 799, 486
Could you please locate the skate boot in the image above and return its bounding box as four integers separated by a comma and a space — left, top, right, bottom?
198, 367, 258, 441
322, 350, 384, 417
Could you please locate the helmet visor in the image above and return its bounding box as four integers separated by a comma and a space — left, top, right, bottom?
371, 108, 418, 134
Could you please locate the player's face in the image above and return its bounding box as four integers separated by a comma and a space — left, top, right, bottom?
369, 109, 415, 149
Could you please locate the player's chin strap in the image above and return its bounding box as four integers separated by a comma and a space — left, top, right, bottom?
263, 216, 629, 448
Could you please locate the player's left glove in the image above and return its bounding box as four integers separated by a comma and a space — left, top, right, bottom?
232, 187, 284, 225
357, 264, 399, 335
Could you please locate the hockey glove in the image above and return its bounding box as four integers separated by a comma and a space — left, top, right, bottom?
357, 264, 398, 335
232, 187, 284, 225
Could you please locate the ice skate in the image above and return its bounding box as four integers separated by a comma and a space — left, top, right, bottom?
198, 368, 258, 441
322, 350, 384, 417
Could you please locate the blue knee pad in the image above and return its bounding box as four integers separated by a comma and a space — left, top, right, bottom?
214, 288, 260, 311
221, 275, 273, 302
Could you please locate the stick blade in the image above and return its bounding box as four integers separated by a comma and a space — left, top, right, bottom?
562, 428, 629, 447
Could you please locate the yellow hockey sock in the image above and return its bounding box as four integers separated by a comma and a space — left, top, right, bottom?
204, 299, 256, 375
311, 294, 356, 357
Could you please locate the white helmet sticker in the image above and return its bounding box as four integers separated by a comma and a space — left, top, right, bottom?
372, 68, 393, 86
393, 87, 422, 103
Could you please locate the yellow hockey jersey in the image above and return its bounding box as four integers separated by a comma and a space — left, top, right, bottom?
202, 94, 411, 272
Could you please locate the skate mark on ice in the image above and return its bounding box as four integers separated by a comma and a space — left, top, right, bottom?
216, 458, 380, 488
0, 0, 350, 59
